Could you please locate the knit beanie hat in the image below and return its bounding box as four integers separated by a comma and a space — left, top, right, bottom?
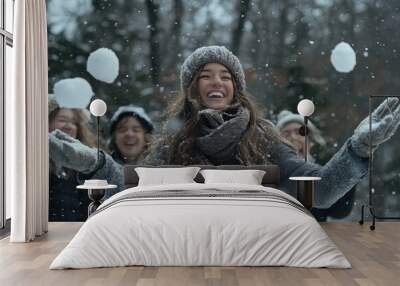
180, 46, 246, 92
110, 105, 154, 133
277, 110, 326, 146
48, 94, 59, 115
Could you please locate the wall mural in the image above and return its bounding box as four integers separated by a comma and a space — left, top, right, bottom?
47, 0, 400, 222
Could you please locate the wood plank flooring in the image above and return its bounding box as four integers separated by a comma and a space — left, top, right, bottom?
0, 222, 399, 286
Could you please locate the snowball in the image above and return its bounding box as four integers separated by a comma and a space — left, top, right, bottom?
87, 48, 119, 83
54, 77, 94, 108
330, 42, 356, 73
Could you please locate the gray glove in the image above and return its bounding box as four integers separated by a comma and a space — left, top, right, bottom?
49, 129, 99, 173
351, 98, 400, 157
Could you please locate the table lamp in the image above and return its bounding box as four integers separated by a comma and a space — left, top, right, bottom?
89, 99, 107, 162
297, 99, 315, 163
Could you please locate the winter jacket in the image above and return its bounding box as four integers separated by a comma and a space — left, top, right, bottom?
49, 168, 91, 221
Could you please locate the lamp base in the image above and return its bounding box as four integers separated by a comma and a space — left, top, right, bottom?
87, 189, 105, 216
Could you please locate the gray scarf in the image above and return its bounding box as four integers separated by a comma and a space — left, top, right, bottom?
195, 105, 250, 164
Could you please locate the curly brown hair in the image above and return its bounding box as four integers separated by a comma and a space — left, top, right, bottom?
49, 107, 97, 148
49, 107, 98, 177
163, 69, 283, 165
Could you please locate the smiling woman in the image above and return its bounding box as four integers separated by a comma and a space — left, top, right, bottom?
144, 46, 281, 166
49, 109, 80, 139
108, 105, 154, 164
197, 63, 235, 110
48, 101, 97, 222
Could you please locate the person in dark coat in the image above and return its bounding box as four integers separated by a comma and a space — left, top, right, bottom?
48, 105, 154, 198
48, 96, 96, 221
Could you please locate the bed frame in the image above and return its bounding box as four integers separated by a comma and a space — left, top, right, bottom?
124, 165, 280, 189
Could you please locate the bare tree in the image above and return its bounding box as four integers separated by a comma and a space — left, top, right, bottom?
274, 0, 290, 68
145, 0, 161, 86
164, 0, 184, 73
197, 8, 216, 46
231, 0, 252, 55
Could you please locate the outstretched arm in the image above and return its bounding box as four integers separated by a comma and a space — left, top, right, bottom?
49, 129, 124, 195
275, 140, 368, 209
276, 97, 400, 209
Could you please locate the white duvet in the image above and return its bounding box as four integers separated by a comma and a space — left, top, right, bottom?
50, 183, 351, 269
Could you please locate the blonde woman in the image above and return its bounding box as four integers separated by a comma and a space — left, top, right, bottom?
48, 99, 96, 221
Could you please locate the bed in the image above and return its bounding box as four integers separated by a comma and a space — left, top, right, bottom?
49, 165, 350, 269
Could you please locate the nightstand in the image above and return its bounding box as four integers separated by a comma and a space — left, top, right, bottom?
289, 176, 321, 209
77, 183, 117, 216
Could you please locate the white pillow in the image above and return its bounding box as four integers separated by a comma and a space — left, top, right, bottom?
200, 169, 266, 185
135, 167, 201, 186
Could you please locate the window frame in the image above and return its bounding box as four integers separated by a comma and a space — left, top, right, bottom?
0, 0, 14, 232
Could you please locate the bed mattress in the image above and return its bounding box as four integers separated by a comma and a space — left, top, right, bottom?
50, 183, 350, 269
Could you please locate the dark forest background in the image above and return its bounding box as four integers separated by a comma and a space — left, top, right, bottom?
47, 0, 400, 220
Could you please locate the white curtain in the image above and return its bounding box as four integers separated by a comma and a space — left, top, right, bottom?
8, 0, 48, 242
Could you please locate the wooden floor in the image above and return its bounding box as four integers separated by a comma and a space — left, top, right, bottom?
0, 222, 399, 286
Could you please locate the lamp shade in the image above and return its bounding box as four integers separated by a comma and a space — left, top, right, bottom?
90, 99, 107, 117
297, 99, 315, 117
